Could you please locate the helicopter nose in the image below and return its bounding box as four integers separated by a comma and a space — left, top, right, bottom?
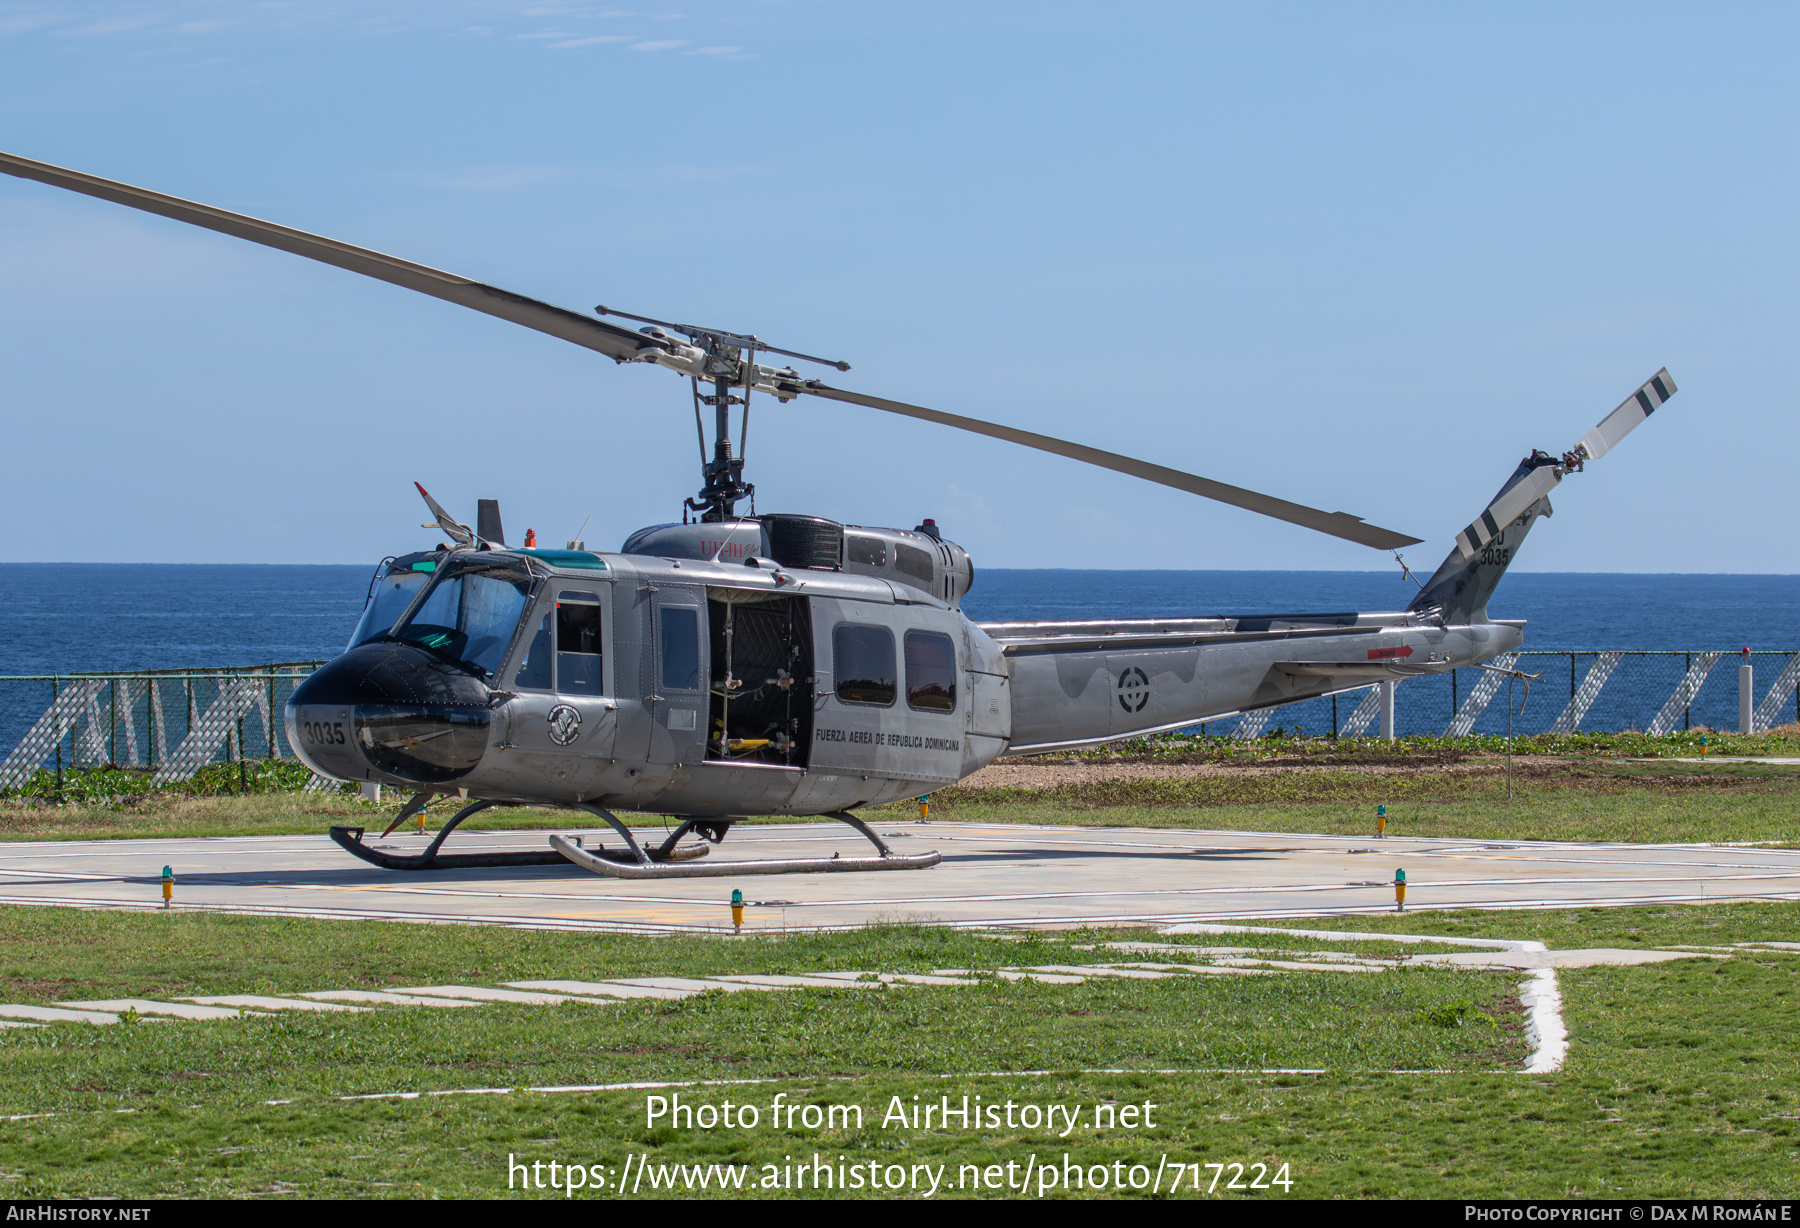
284, 642, 493, 785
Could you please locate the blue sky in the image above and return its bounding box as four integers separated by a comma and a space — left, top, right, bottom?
0, 1, 1794, 574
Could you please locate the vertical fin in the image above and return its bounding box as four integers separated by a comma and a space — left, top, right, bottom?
477, 499, 506, 547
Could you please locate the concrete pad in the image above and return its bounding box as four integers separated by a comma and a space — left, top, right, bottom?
1207, 958, 1382, 973
390, 985, 617, 1006
505, 980, 692, 1001
808, 971, 979, 986
1099, 943, 1262, 956
710, 974, 879, 989
936, 969, 1088, 984
301, 990, 482, 1008
5, 823, 1799, 934
0, 1005, 120, 1025
61, 998, 263, 1020
1546, 948, 1723, 968
1025, 964, 1174, 980
181, 995, 370, 1013
1104, 961, 1280, 976
598, 977, 777, 994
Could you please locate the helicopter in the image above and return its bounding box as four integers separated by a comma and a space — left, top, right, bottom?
0, 149, 1678, 880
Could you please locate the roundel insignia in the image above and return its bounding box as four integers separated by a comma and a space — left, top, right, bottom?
547, 704, 583, 746
1117, 666, 1150, 713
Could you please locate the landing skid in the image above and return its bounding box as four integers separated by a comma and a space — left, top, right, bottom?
550, 807, 941, 879
329, 797, 711, 872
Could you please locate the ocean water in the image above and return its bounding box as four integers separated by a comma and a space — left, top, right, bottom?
0, 564, 1792, 677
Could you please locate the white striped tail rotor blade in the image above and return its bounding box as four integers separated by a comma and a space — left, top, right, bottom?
1576, 368, 1676, 463
1454, 465, 1560, 561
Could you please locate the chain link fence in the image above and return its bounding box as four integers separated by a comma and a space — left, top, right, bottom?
0, 663, 326, 794
2, 650, 1796, 793
1206, 650, 1800, 740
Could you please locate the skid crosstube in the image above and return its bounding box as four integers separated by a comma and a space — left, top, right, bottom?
551, 807, 941, 879
330, 797, 710, 872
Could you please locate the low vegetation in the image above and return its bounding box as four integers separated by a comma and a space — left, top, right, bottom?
0, 904, 1792, 1198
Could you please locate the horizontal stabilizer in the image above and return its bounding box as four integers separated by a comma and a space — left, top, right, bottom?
1577, 369, 1676, 463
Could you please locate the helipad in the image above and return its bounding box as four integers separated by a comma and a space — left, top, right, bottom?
0, 822, 1795, 933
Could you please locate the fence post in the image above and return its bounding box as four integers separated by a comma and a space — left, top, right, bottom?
1740, 650, 1753, 734
52, 677, 62, 794
1331, 694, 1338, 739
1380, 681, 1396, 740
266, 673, 277, 759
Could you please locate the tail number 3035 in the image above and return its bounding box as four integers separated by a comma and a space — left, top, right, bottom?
300, 721, 347, 746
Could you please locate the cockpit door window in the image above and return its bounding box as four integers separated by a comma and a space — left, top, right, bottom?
513, 611, 553, 692
556, 590, 605, 695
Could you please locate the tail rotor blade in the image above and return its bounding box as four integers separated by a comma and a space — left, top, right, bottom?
1576, 368, 1677, 463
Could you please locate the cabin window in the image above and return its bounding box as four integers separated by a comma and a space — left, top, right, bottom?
556, 591, 604, 694
904, 630, 957, 714
513, 611, 552, 691
659, 607, 702, 691
834, 623, 896, 706
895, 542, 935, 585
846, 535, 888, 568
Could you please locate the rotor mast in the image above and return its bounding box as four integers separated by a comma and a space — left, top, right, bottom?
687, 339, 755, 522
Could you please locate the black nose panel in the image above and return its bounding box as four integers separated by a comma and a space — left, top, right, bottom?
287, 642, 492, 785
291, 642, 492, 709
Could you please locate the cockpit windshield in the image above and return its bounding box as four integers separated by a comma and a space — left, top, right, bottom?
347, 566, 432, 651
392, 564, 534, 678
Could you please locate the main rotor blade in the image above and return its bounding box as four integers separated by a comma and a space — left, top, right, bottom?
0, 149, 657, 363
800, 383, 1422, 550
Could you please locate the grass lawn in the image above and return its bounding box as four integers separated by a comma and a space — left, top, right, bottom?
3, 758, 1797, 846
0, 904, 1794, 1198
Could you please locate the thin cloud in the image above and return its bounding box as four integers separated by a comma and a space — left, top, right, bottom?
629, 38, 683, 50
547, 33, 634, 47
689, 45, 739, 56
396, 163, 759, 192
63, 15, 160, 36
0, 12, 62, 36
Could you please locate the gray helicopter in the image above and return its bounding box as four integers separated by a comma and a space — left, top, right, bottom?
0, 149, 1677, 880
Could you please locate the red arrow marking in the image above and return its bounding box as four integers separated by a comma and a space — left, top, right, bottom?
1367, 645, 1414, 660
